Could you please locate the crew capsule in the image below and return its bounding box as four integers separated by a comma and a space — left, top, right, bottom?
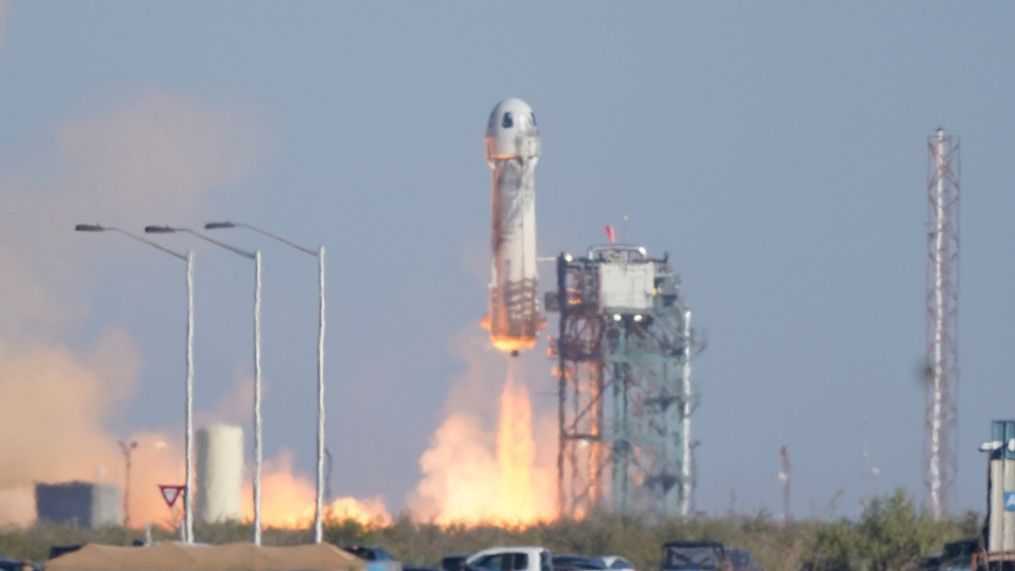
485, 98, 540, 161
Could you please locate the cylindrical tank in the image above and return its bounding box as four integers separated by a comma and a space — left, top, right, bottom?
196, 424, 243, 522
483, 97, 544, 356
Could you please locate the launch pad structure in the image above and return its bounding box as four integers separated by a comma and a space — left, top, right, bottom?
547, 244, 697, 518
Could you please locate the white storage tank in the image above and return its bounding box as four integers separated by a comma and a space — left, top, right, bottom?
197, 424, 244, 522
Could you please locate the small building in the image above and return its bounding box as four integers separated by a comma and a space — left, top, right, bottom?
35, 481, 121, 528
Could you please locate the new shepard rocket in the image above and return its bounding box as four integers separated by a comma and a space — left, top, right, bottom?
482, 98, 544, 356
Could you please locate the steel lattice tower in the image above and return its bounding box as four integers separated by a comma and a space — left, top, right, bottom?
926, 128, 960, 520
548, 245, 696, 518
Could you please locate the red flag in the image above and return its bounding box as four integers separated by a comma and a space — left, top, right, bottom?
604, 225, 616, 244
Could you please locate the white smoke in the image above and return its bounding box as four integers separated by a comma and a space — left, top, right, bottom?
0, 90, 262, 526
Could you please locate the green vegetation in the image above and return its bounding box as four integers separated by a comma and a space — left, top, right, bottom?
0, 490, 982, 570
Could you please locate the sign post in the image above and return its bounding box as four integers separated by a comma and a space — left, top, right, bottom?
158, 484, 187, 541
159, 484, 185, 508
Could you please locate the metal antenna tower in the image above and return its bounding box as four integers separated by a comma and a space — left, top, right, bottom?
925, 127, 960, 520
778, 445, 791, 522
548, 245, 697, 518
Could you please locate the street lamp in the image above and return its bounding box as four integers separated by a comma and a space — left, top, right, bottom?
145, 225, 265, 546
74, 224, 195, 543
205, 220, 327, 543
118, 440, 138, 527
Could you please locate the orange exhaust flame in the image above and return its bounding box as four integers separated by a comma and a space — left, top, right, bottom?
326, 496, 391, 527
243, 452, 391, 528
490, 335, 537, 355
409, 359, 555, 526
496, 371, 537, 521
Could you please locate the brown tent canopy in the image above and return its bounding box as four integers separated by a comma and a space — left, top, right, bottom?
45, 542, 368, 571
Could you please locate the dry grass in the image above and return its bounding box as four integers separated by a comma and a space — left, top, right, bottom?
0, 491, 982, 570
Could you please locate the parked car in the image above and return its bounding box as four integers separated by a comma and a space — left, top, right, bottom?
798, 558, 847, 571
343, 545, 403, 571
0, 555, 41, 571
598, 556, 636, 571
726, 549, 760, 571
552, 555, 607, 571
660, 541, 730, 571
467, 547, 552, 571
442, 554, 469, 571
936, 539, 978, 571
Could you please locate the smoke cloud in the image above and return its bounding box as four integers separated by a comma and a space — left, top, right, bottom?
0, 90, 262, 526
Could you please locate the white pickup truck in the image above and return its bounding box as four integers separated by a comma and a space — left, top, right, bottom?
466, 547, 553, 571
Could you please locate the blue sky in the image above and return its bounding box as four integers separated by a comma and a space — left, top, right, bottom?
2, 1, 1015, 519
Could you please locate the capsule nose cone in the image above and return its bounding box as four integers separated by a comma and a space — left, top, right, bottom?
486, 98, 537, 134
486, 98, 540, 160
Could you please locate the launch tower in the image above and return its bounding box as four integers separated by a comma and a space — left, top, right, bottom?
547, 245, 697, 518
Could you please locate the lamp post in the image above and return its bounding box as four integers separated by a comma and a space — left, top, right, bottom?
118, 440, 138, 527
205, 220, 327, 543
74, 224, 195, 543
145, 225, 264, 546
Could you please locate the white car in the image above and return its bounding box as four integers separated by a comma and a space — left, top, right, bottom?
466, 547, 553, 571
598, 556, 636, 571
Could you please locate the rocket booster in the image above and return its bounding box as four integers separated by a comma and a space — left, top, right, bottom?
482, 98, 543, 356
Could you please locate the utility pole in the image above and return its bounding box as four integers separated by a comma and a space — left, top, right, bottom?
147, 225, 261, 543
205, 221, 327, 542
76, 224, 194, 541
119, 440, 138, 527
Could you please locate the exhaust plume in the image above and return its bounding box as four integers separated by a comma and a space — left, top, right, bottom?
408, 343, 555, 525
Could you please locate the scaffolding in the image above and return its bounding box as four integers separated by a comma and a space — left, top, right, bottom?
547, 245, 697, 518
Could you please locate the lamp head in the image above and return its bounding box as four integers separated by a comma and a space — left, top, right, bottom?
204, 221, 235, 230
144, 225, 176, 234
979, 440, 1003, 452
75, 224, 105, 232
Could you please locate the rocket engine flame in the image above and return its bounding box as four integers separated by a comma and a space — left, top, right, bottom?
409, 359, 555, 526
496, 363, 538, 521
490, 335, 537, 356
